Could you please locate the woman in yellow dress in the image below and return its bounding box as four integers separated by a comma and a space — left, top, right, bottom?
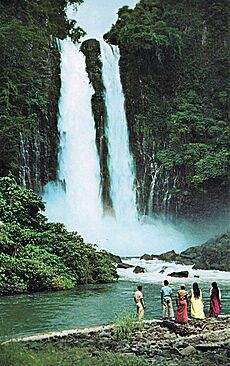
190, 282, 205, 319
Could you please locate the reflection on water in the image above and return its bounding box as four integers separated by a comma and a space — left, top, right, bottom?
0, 280, 229, 340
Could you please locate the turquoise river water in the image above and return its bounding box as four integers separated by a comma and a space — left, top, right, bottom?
0, 280, 229, 341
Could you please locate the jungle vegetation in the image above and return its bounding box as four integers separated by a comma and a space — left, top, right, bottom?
0, 176, 117, 295
105, 0, 230, 189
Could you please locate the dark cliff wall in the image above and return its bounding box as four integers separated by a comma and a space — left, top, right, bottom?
105, 0, 230, 221
80, 39, 114, 215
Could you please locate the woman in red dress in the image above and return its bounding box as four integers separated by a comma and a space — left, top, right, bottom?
210, 282, 221, 318
176, 284, 188, 323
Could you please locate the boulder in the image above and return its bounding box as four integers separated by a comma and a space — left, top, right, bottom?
158, 250, 178, 262
133, 266, 145, 274
168, 271, 189, 278
117, 262, 135, 269
109, 253, 122, 263
140, 253, 156, 260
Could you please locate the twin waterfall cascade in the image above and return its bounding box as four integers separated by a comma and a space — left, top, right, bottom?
44, 3, 188, 256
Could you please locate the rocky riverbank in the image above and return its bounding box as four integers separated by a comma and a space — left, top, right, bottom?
8, 316, 230, 365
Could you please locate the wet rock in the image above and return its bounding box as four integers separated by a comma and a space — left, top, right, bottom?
133, 266, 145, 274
168, 271, 189, 278
159, 266, 168, 274
140, 253, 157, 260
158, 250, 178, 261
156, 232, 230, 272
117, 262, 135, 269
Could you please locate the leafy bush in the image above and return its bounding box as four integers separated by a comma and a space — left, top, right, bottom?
0, 176, 117, 295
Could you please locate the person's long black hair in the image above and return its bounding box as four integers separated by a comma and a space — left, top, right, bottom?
211, 282, 220, 300
193, 282, 200, 298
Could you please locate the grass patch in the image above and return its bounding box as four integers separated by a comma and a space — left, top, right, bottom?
114, 311, 143, 340
0, 343, 150, 366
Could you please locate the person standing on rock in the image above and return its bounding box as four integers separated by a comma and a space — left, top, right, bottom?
190, 282, 205, 319
176, 284, 188, 324
160, 280, 174, 320
210, 282, 221, 318
134, 285, 145, 320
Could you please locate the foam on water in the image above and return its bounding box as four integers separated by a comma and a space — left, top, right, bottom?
117, 258, 230, 285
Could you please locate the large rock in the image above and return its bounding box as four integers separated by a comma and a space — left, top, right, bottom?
109, 253, 122, 263
140, 253, 157, 260
133, 266, 145, 274
168, 271, 189, 278
117, 262, 135, 269
158, 250, 178, 262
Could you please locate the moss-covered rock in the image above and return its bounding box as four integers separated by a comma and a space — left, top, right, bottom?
80, 39, 113, 214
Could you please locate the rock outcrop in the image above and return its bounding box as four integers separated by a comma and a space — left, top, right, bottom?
140, 232, 230, 272
133, 265, 145, 274
168, 271, 189, 278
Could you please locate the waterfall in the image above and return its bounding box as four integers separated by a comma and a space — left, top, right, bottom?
44, 1, 190, 256
19, 133, 43, 191
19, 133, 32, 188
44, 39, 103, 232
100, 42, 137, 223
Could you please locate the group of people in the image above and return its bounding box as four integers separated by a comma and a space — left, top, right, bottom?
134, 281, 221, 323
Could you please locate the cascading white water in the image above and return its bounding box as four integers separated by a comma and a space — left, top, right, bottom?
100, 42, 137, 223
44, 39, 103, 234
44, 1, 195, 256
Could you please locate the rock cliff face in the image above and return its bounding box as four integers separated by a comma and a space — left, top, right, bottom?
105, 0, 230, 221
18, 39, 60, 192
80, 39, 113, 214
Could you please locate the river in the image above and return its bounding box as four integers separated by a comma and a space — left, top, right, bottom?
1, 275, 229, 341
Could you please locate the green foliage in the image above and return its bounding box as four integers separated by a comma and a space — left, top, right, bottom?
156, 91, 230, 184
114, 312, 143, 340
0, 176, 117, 295
107, 0, 229, 192
105, 1, 182, 62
